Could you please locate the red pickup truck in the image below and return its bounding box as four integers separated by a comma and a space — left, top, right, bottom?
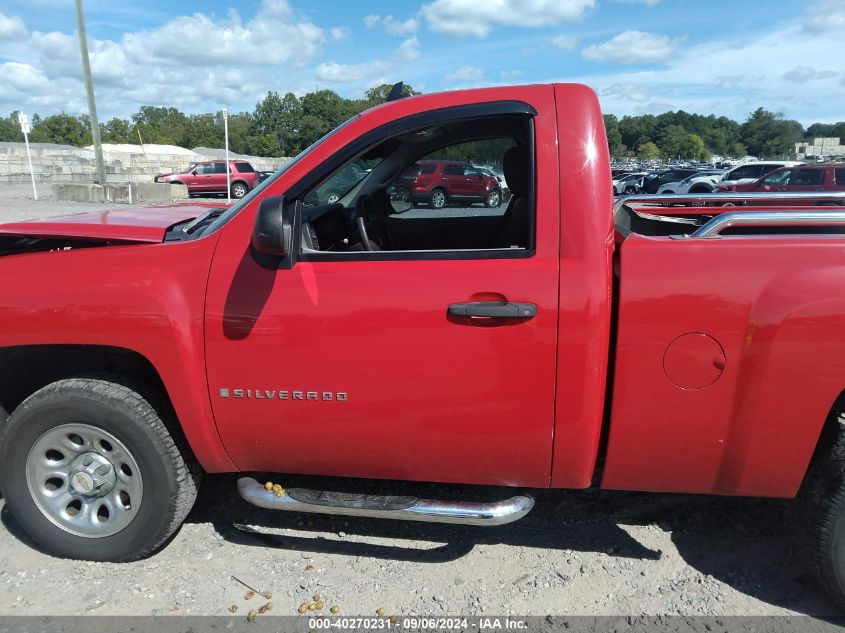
2, 84, 845, 606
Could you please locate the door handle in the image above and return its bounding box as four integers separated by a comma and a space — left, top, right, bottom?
448, 301, 537, 319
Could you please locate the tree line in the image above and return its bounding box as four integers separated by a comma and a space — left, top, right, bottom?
0, 82, 842, 161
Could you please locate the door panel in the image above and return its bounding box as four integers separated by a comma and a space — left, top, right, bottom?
205, 255, 558, 486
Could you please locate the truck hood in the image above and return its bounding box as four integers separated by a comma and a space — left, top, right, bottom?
0, 202, 224, 243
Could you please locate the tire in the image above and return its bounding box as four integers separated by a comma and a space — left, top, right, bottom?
485, 189, 501, 208
0, 378, 200, 561
624, 185, 637, 194
802, 412, 845, 608
231, 182, 249, 199
429, 188, 447, 209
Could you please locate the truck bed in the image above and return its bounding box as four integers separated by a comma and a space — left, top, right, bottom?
604, 196, 845, 497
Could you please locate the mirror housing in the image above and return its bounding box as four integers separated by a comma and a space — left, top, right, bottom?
252, 195, 292, 258
191, 170, 197, 176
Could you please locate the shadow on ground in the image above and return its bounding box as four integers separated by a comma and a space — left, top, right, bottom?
0, 472, 837, 617
186, 473, 836, 617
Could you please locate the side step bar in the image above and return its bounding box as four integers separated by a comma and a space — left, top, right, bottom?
237, 477, 534, 526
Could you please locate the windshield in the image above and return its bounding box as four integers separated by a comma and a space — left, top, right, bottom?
198, 115, 360, 238
304, 158, 381, 206
178, 163, 197, 174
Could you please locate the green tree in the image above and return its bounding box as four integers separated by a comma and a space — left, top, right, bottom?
619, 114, 657, 152
741, 108, 803, 158
363, 83, 420, 107
729, 142, 747, 157
30, 113, 92, 146
184, 112, 224, 149
637, 141, 661, 161
659, 125, 688, 158
101, 117, 131, 143
253, 91, 305, 154
0, 112, 21, 142
130, 106, 189, 145
603, 114, 622, 157
678, 133, 708, 160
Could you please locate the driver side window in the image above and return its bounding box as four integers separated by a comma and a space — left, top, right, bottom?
297, 114, 534, 259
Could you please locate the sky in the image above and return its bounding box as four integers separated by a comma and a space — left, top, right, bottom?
1, 0, 844, 126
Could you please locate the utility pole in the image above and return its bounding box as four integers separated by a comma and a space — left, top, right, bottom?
75, 0, 106, 185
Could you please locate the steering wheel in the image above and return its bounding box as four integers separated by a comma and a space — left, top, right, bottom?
353, 194, 383, 251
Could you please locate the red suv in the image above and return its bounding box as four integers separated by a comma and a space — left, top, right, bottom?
155, 160, 260, 198
726, 164, 845, 203
397, 160, 502, 208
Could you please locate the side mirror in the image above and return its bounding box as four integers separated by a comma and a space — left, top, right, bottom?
191, 170, 197, 176
252, 195, 292, 258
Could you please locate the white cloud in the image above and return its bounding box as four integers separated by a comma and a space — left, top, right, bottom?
330, 27, 349, 41
803, 0, 845, 31
384, 16, 418, 35
564, 20, 845, 124
444, 65, 484, 82
601, 83, 651, 103
582, 30, 679, 64
0, 11, 27, 41
120, 1, 324, 67
0, 0, 331, 119
395, 37, 421, 62
782, 66, 838, 83
362, 15, 418, 36
500, 69, 524, 79
315, 61, 390, 83
316, 36, 420, 85
422, 0, 595, 38
552, 35, 577, 50
611, 0, 661, 5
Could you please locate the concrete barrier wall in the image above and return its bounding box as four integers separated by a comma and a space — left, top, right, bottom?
0, 142, 290, 185
50, 182, 189, 203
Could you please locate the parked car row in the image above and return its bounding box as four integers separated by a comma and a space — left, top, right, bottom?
614, 161, 810, 197
154, 160, 269, 199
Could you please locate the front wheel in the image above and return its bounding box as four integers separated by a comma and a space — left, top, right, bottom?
0, 378, 200, 561
485, 189, 501, 208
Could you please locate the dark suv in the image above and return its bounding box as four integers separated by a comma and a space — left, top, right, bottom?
397, 160, 502, 208
641, 168, 698, 194
155, 160, 260, 198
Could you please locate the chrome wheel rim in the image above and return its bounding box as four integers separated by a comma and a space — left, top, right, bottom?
432, 191, 445, 208
326, 193, 340, 204
233, 184, 247, 198
26, 423, 144, 538
488, 191, 500, 206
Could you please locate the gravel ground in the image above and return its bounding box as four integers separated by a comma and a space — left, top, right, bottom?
0, 182, 840, 620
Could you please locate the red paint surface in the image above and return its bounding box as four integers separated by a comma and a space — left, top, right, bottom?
602, 234, 845, 497
663, 333, 726, 390
0, 84, 839, 498
0, 203, 221, 242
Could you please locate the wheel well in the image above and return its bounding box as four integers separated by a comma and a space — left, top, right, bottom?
232, 180, 248, 187
807, 390, 845, 474
0, 345, 171, 424
170, 181, 184, 186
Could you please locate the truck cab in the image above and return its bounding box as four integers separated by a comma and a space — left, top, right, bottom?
3, 84, 845, 608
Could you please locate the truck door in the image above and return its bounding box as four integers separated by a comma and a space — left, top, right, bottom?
203, 90, 560, 487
